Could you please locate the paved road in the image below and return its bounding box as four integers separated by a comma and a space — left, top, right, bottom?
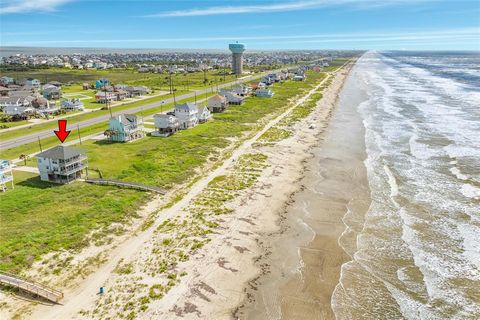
0, 72, 269, 151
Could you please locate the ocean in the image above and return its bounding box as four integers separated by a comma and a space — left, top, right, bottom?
332, 51, 480, 319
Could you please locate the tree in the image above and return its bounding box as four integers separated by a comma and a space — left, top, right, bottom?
19, 154, 29, 166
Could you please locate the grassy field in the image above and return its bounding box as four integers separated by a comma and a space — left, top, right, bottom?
1, 68, 243, 91
0, 171, 148, 273
0, 68, 329, 274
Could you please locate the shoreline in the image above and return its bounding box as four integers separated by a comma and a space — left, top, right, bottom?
236, 60, 369, 319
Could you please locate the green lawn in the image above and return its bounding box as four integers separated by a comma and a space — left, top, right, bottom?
0, 68, 331, 274
0, 171, 147, 273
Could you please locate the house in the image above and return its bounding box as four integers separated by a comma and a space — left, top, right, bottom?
207, 94, 228, 113
0, 76, 14, 86
47, 81, 62, 88
0, 86, 11, 96
3, 105, 35, 117
198, 106, 212, 123
43, 84, 62, 100
293, 74, 306, 81
82, 83, 90, 90
61, 98, 84, 111
0, 160, 14, 192
219, 90, 245, 105
125, 86, 150, 96
19, 78, 41, 88
95, 91, 117, 103
95, 78, 109, 89
152, 114, 179, 137
255, 88, 274, 98
36, 145, 88, 183
115, 89, 130, 100
174, 102, 199, 129
31, 96, 59, 115
250, 82, 266, 90
106, 114, 144, 142
232, 84, 252, 96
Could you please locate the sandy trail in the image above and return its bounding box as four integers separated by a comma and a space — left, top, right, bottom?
28, 71, 334, 320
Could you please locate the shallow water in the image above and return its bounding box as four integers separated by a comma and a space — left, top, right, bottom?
332, 51, 480, 320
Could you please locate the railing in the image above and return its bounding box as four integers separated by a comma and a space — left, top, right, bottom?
85, 178, 166, 194
0, 271, 64, 303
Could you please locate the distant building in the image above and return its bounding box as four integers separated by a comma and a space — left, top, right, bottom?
20, 78, 41, 88
106, 114, 144, 142
61, 98, 84, 111
0, 86, 11, 97
232, 84, 252, 96
125, 86, 150, 96
95, 78, 109, 89
115, 89, 130, 100
95, 91, 117, 103
0, 76, 14, 86
0, 160, 14, 192
250, 82, 266, 90
208, 94, 228, 113
36, 145, 88, 183
293, 74, 306, 81
255, 88, 274, 98
43, 84, 62, 100
229, 42, 246, 75
219, 90, 245, 105
175, 102, 199, 129
152, 114, 179, 137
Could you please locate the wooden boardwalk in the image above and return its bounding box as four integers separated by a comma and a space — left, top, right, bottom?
0, 271, 64, 303
85, 178, 166, 194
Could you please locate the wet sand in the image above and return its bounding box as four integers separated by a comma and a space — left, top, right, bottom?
238, 68, 370, 320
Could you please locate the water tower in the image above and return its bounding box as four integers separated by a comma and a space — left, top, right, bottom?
229, 42, 245, 75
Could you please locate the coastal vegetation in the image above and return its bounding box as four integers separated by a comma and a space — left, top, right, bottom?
0, 69, 328, 274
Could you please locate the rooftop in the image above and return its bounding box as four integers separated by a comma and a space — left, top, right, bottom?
36, 145, 85, 160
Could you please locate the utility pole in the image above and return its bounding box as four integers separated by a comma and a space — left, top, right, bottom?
37, 136, 43, 152
77, 124, 82, 145
194, 91, 197, 104
104, 81, 112, 118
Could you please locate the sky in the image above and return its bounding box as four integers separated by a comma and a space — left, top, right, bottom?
0, 0, 479, 50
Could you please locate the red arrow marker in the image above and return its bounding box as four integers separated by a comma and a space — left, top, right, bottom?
54, 120, 71, 143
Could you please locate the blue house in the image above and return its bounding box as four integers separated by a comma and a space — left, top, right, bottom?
106, 114, 144, 142
95, 78, 109, 89
25, 78, 41, 88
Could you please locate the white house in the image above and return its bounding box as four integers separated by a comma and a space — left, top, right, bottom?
0, 159, 14, 192
61, 98, 85, 111
255, 88, 274, 98
36, 145, 88, 183
232, 84, 252, 96
174, 102, 199, 129
198, 106, 212, 123
152, 114, 179, 137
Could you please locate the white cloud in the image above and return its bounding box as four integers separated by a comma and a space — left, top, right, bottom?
145, 0, 433, 18
5, 27, 478, 46
0, 0, 72, 14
